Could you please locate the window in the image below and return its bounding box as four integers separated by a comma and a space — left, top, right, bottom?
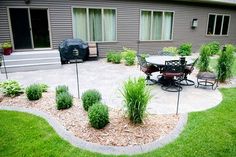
73, 8, 116, 42
140, 10, 174, 41
207, 14, 230, 36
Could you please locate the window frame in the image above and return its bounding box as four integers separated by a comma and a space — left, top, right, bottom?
139, 9, 175, 41
206, 13, 231, 36
71, 6, 118, 42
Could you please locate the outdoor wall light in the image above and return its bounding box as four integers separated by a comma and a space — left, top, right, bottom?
192, 18, 198, 28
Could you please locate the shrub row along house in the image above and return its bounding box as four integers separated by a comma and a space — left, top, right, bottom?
0, 0, 236, 56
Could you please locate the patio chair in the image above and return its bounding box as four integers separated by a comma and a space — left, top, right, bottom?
137, 54, 159, 85
161, 60, 186, 92
157, 51, 175, 56
180, 58, 199, 86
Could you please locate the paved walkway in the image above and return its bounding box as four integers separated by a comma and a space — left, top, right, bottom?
0, 59, 222, 114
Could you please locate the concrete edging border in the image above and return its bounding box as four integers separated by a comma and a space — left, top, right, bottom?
0, 106, 188, 155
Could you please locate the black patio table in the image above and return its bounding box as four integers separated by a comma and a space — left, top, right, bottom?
145, 56, 196, 85
146, 56, 195, 67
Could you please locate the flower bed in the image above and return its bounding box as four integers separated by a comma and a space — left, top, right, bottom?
0, 92, 180, 146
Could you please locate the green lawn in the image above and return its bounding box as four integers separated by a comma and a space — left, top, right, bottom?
0, 88, 236, 157
209, 57, 236, 77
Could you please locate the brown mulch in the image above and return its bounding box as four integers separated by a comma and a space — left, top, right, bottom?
0, 92, 180, 146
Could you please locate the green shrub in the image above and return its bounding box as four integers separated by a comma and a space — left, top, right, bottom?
121, 77, 151, 124
208, 41, 220, 56
111, 53, 122, 64
163, 47, 178, 56
178, 43, 192, 56
39, 83, 49, 92
26, 84, 42, 101
88, 102, 109, 129
56, 92, 73, 110
121, 47, 137, 66
198, 44, 211, 72
106, 51, 114, 62
81, 89, 102, 111
217, 45, 235, 82
0, 80, 23, 97
56, 85, 69, 96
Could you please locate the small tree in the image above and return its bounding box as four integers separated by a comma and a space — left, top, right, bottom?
217, 45, 234, 82
198, 44, 211, 72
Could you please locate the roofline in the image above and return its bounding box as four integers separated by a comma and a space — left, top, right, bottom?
172, 0, 236, 6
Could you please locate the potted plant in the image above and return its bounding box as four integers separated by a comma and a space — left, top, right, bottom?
2, 41, 12, 55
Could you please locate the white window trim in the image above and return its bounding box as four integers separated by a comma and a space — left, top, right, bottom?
206, 13, 231, 37
139, 9, 175, 42
71, 6, 117, 42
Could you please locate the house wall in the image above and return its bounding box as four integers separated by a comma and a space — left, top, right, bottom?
0, 0, 236, 57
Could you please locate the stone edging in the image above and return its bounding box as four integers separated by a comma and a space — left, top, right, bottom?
0, 106, 188, 155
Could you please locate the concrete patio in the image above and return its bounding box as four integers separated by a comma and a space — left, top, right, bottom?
0, 59, 222, 114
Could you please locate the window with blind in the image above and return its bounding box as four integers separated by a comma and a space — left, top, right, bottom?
140, 10, 174, 41
207, 14, 230, 36
73, 8, 116, 42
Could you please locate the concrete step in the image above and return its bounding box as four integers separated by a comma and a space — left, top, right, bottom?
4, 50, 60, 60
1, 62, 62, 73
4, 57, 61, 66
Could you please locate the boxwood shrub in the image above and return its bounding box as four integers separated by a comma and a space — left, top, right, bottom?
88, 102, 109, 129
81, 89, 101, 111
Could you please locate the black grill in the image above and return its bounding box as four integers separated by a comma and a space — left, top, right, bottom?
58, 39, 89, 64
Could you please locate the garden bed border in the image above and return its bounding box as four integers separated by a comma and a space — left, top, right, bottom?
0, 105, 187, 155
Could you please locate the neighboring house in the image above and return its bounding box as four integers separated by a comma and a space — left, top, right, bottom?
0, 0, 236, 56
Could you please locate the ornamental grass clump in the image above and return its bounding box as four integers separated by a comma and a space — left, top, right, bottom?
198, 44, 211, 72
88, 102, 109, 129
26, 84, 42, 101
81, 89, 102, 111
121, 77, 151, 124
217, 45, 235, 82
0, 80, 23, 97
56, 92, 73, 110
178, 43, 192, 56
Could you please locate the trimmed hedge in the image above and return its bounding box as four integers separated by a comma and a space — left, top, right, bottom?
88, 102, 109, 129
81, 89, 101, 111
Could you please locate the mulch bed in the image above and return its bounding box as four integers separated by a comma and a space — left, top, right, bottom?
0, 92, 180, 146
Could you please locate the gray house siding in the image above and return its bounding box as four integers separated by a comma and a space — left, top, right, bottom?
0, 0, 236, 57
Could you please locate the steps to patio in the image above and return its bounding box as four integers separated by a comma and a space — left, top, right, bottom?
1, 50, 61, 73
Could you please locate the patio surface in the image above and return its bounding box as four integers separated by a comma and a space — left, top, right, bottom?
0, 59, 222, 114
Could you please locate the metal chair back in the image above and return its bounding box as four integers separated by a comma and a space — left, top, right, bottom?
137, 54, 148, 67
164, 60, 186, 73
189, 57, 199, 70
